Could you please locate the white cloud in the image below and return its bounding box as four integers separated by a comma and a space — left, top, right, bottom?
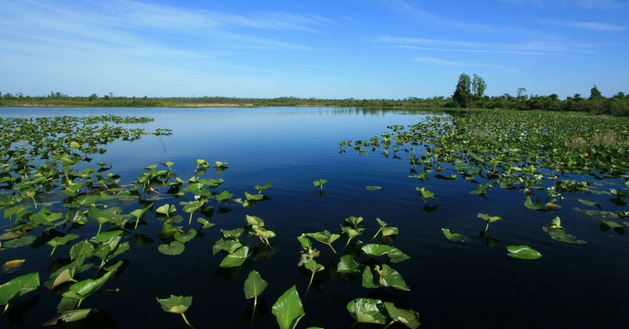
498, 0, 626, 10
541, 19, 626, 31
414, 57, 515, 71
373, 36, 595, 56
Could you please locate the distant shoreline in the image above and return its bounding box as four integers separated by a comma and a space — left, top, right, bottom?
0, 103, 258, 108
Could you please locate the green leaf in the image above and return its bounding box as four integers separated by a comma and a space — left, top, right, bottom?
362, 267, 378, 289
361, 244, 395, 257
215, 161, 228, 168
181, 200, 204, 214
221, 228, 244, 239
3, 235, 36, 248
477, 213, 502, 224
337, 255, 360, 274
216, 191, 233, 204
313, 179, 327, 187
62, 271, 115, 301
174, 229, 197, 243
254, 183, 272, 194
382, 227, 399, 237
548, 229, 586, 244
346, 298, 388, 325
384, 302, 421, 329
197, 218, 215, 230
43, 309, 95, 326
244, 270, 268, 300
70, 240, 94, 260
345, 216, 363, 227
213, 238, 242, 255
156, 204, 177, 216
157, 295, 192, 314
244, 191, 263, 201
506, 245, 543, 260
297, 234, 312, 250
219, 246, 250, 268
245, 215, 265, 226
47, 234, 79, 248
341, 226, 364, 240
158, 241, 185, 256
376, 264, 410, 291
441, 228, 469, 242
524, 196, 543, 210
272, 286, 305, 329
90, 230, 123, 244
306, 230, 340, 246
0, 272, 40, 306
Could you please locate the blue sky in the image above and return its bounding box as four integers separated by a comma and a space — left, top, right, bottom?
0, 0, 627, 99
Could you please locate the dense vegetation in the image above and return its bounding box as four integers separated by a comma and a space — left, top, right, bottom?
342, 109, 629, 239
2, 77, 628, 116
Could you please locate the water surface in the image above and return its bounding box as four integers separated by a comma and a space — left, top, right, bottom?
0, 107, 627, 329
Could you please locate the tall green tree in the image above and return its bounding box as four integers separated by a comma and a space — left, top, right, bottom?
589, 85, 603, 100
472, 74, 487, 98
453, 73, 472, 108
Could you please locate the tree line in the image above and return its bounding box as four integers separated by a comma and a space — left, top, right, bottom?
449, 73, 629, 116
1, 75, 628, 116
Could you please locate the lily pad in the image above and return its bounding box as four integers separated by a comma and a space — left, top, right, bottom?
441, 228, 469, 242
347, 298, 388, 325
158, 241, 185, 256
272, 286, 305, 329
506, 245, 543, 260
219, 246, 250, 268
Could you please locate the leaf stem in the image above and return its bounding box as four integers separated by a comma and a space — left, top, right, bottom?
97, 224, 103, 236
383, 320, 395, 329
181, 312, 195, 329
484, 223, 490, 233
188, 212, 193, 225
306, 271, 315, 296
327, 243, 337, 254
1, 304, 9, 318
371, 228, 383, 241
50, 247, 57, 256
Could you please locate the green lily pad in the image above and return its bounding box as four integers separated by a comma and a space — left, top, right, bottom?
441, 228, 469, 242
549, 229, 586, 244
174, 229, 197, 243
0, 272, 40, 306
337, 255, 360, 274
219, 246, 250, 268
506, 245, 543, 260
384, 302, 421, 329
346, 298, 388, 325
3, 235, 36, 248
43, 309, 95, 326
244, 270, 268, 300
157, 295, 192, 314
272, 286, 305, 329
158, 241, 185, 256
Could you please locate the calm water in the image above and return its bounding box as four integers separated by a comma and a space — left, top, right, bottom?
0, 107, 628, 329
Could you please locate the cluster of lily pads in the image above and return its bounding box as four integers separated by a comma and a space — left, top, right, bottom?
341, 110, 629, 258
157, 215, 421, 329
0, 114, 422, 328
0, 116, 268, 326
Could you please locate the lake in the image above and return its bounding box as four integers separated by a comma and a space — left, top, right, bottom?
0, 107, 628, 329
